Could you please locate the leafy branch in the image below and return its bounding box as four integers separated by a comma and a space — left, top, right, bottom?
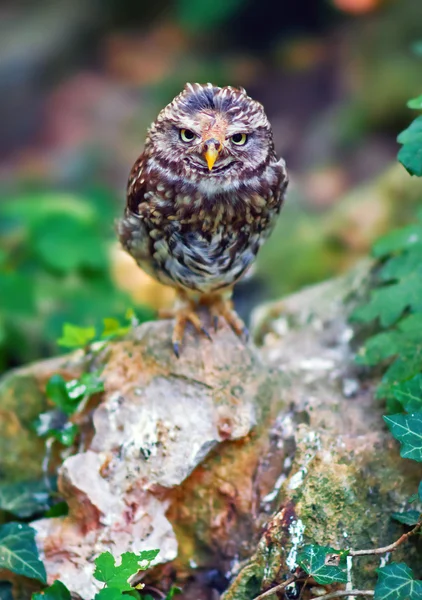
253, 519, 422, 600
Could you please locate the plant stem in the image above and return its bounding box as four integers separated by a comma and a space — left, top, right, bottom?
349, 520, 422, 556
253, 571, 306, 600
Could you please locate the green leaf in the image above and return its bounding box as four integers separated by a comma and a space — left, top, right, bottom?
392, 375, 422, 412
32, 214, 108, 273
372, 224, 422, 257
57, 323, 96, 348
0, 480, 51, 518
165, 586, 182, 599
33, 411, 79, 447
45, 372, 103, 416
408, 95, 422, 110
137, 549, 160, 563
94, 590, 127, 600
32, 580, 72, 600
397, 116, 422, 177
46, 375, 76, 416
351, 270, 422, 327
93, 550, 159, 591
68, 372, 104, 398
0, 273, 36, 316
44, 501, 69, 518
397, 116, 422, 145
297, 545, 347, 585
384, 413, 422, 462
374, 563, 422, 599
101, 318, 130, 340
398, 144, 422, 177
0, 522, 46, 583
391, 510, 421, 526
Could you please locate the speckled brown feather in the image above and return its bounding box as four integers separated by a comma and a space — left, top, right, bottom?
118, 83, 288, 296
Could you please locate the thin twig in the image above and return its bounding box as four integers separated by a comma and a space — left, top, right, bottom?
309, 591, 374, 600
253, 571, 306, 600
349, 520, 422, 556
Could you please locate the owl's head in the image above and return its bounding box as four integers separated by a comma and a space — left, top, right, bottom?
145, 83, 275, 187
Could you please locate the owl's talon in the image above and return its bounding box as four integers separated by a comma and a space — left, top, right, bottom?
201, 327, 212, 341
173, 342, 180, 358
208, 296, 246, 340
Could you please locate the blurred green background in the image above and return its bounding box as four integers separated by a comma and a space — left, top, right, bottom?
0, 0, 422, 372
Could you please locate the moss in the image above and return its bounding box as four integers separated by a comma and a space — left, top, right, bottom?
0, 373, 48, 484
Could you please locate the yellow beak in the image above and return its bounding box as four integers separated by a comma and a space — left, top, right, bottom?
204, 143, 220, 171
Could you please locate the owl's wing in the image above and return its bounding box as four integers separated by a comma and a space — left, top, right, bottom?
126, 152, 149, 214
118, 152, 153, 265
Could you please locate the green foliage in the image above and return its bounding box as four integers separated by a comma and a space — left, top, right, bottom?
46, 372, 104, 416
33, 369, 104, 448
0, 479, 52, 518
0, 522, 46, 583
352, 213, 422, 401
374, 563, 422, 599
175, 0, 243, 32
398, 93, 422, 176
57, 324, 97, 349
391, 510, 421, 526
0, 189, 153, 371
93, 550, 159, 594
384, 413, 422, 462
32, 581, 71, 600
33, 416, 79, 447
296, 545, 347, 585
392, 374, 422, 412
32, 550, 162, 600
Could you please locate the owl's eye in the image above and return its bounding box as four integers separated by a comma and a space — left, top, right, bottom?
231, 133, 248, 146
180, 129, 196, 142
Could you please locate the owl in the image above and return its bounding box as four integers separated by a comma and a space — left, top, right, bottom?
119, 83, 288, 356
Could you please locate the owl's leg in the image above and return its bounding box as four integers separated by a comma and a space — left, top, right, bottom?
159, 292, 211, 357
203, 294, 248, 340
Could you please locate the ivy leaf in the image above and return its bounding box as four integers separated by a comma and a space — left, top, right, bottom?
101, 318, 130, 340
408, 95, 422, 110
57, 323, 96, 349
391, 510, 421, 526
0, 522, 46, 583
32, 580, 71, 600
397, 116, 422, 177
46, 373, 103, 416
93, 550, 159, 591
0, 480, 51, 518
46, 375, 77, 416
33, 411, 79, 447
67, 372, 104, 399
397, 116, 422, 145
374, 563, 422, 599
94, 590, 126, 600
384, 413, 422, 462
392, 375, 422, 412
398, 144, 422, 177
351, 271, 422, 327
372, 224, 422, 257
297, 545, 347, 585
